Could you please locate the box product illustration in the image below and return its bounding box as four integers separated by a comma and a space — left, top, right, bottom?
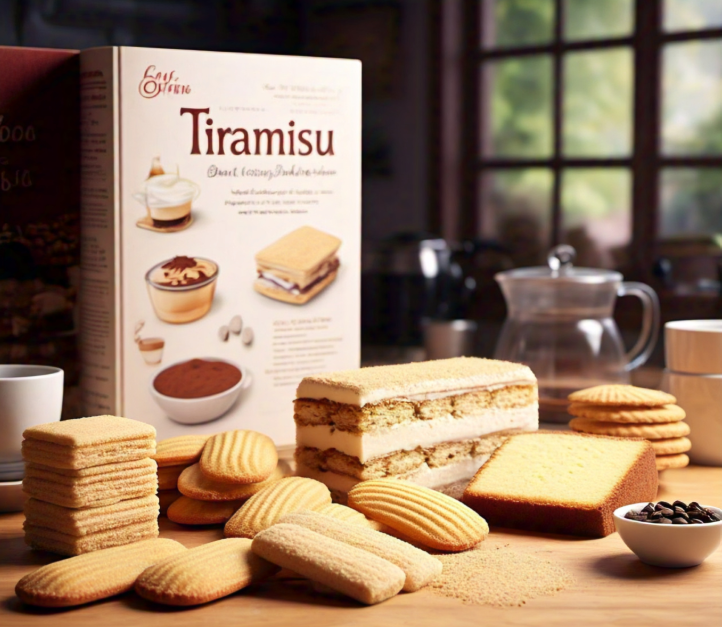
80, 47, 361, 444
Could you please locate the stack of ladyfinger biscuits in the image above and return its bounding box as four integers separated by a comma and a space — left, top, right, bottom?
567, 384, 690, 471
21, 415, 159, 555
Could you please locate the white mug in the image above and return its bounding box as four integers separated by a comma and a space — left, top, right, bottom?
0, 365, 64, 478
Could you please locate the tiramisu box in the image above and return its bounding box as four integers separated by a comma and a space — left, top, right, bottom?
79, 46, 361, 444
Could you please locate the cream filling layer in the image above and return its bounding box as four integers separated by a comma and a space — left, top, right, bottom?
296, 404, 538, 463
296, 455, 491, 492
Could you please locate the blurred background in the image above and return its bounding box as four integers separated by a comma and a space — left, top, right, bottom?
2, 0, 721, 371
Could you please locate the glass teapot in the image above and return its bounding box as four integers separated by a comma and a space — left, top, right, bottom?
494, 245, 660, 423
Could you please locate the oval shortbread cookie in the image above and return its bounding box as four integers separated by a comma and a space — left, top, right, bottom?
15, 538, 186, 607
569, 418, 691, 439
178, 461, 289, 502
348, 479, 489, 552
167, 496, 241, 525
135, 538, 277, 606
655, 453, 689, 471
153, 435, 209, 467
157, 464, 188, 491
224, 477, 331, 539
252, 523, 405, 605
568, 385, 676, 407
200, 430, 278, 484
315, 503, 387, 530
649, 437, 692, 456
568, 403, 685, 424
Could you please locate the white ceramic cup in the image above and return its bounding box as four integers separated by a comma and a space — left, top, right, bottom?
0, 365, 64, 476
665, 320, 722, 375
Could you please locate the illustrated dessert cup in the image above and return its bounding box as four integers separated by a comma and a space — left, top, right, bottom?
253, 226, 341, 305
138, 338, 165, 365
145, 256, 218, 324
294, 357, 539, 497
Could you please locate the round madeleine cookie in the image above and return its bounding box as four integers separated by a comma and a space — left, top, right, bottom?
655, 453, 689, 471
153, 435, 209, 467
167, 496, 242, 525
568, 403, 685, 424
649, 437, 692, 456
568, 384, 676, 407
200, 430, 278, 484
569, 417, 690, 439
178, 460, 290, 502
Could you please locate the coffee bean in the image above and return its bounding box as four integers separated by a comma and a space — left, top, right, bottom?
658, 517, 673, 524
688, 502, 702, 511
673, 506, 688, 516
657, 501, 673, 510
625, 511, 640, 520
642, 503, 655, 514
707, 510, 722, 522
626, 500, 717, 524
672, 517, 688, 524
650, 511, 664, 520
690, 519, 705, 524
659, 508, 674, 517
673, 500, 687, 510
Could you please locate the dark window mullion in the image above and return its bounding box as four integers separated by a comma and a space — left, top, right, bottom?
477, 158, 632, 169
661, 26, 722, 44
551, 0, 564, 246
478, 36, 635, 60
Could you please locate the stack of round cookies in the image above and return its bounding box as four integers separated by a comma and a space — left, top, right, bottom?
567, 384, 690, 472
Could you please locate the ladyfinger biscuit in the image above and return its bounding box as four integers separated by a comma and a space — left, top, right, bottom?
178, 461, 289, 502
135, 538, 278, 605
649, 437, 692, 456
153, 435, 209, 467
23, 415, 156, 447
347, 479, 489, 552
280, 511, 442, 592
24, 519, 160, 556
568, 385, 676, 407
568, 403, 686, 424
200, 430, 278, 484
655, 453, 690, 471
252, 523, 405, 604
167, 496, 242, 525
159, 489, 182, 516
24, 458, 157, 487
24, 495, 159, 536
22, 437, 156, 470
15, 538, 185, 607
569, 418, 691, 439
157, 464, 187, 491
224, 477, 331, 539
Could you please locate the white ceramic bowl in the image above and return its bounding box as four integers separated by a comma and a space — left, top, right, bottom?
664, 370, 722, 466
666, 320, 722, 375
150, 359, 251, 425
614, 503, 722, 567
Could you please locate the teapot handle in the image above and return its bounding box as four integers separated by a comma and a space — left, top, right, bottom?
617, 282, 660, 372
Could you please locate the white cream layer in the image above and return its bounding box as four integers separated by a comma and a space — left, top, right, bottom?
296, 455, 491, 493
296, 404, 538, 463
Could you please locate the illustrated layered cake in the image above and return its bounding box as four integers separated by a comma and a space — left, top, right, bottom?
254, 226, 341, 305
294, 357, 539, 496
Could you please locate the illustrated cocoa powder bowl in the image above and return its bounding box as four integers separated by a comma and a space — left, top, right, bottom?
150, 357, 251, 424
145, 256, 219, 324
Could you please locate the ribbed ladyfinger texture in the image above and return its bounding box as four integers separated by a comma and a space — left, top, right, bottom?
178, 461, 289, 502
568, 403, 686, 424
280, 511, 442, 592
135, 538, 277, 606
224, 477, 331, 539
200, 430, 278, 484
348, 479, 489, 551
153, 435, 209, 467
167, 496, 241, 525
15, 538, 185, 607
252, 523, 405, 605
567, 385, 676, 407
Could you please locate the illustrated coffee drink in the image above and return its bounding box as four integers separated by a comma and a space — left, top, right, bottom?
138, 338, 165, 365
154, 359, 242, 399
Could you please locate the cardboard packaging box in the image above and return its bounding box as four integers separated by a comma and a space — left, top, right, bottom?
0, 46, 81, 418
79, 46, 361, 444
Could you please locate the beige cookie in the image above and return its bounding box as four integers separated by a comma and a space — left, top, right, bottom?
200, 430, 278, 484
315, 503, 386, 530
15, 538, 185, 607
167, 496, 241, 525
158, 489, 182, 516
178, 461, 289, 502
153, 435, 209, 467
569, 418, 691, 439
253, 270, 337, 306
22, 438, 155, 471
157, 464, 187, 491
280, 511, 442, 592
649, 437, 692, 456
568, 403, 686, 424
655, 453, 690, 471
251, 523, 405, 605
568, 385, 676, 407
135, 538, 277, 606
224, 477, 331, 539
347, 479, 488, 552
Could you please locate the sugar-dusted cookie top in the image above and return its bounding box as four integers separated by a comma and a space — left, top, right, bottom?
23, 415, 155, 447
255, 226, 341, 272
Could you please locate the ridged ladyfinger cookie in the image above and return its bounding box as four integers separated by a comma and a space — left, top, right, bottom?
224, 477, 331, 539
200, 430, 278, 484
315, 503, 386, 530
167, 496, 241, 525
252, 523, 405, 605
157, 465, 187, 491
348, 479, 489, 551
177, 461, 289, 502
280, 511, 442, 592
15, 538, 185, 607
135, 538, 277, 606
153, 435, 209, 467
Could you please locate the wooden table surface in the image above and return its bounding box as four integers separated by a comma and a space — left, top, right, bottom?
1, 465, 721, 627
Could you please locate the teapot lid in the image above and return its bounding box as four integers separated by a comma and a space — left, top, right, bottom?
495, 245, 622, 284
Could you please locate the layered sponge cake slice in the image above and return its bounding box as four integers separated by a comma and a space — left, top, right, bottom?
294, 357, 538, 496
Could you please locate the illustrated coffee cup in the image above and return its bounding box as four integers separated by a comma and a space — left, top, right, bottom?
146, 256, 219, 324
134, 173, 200, 229
138, 337, 165, 365
0, 365, 63, 480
